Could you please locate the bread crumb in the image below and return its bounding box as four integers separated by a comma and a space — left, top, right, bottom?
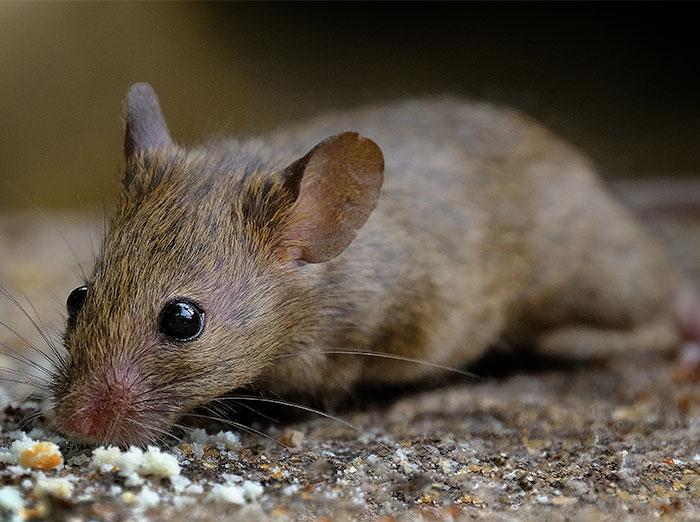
133, 486, 160, 510
0, 486, 23, 522
189, 428, 209, 444
90, 445, 180, 480
170, 475, 191, 493
90, 446, 122, 472
18, 441, 63, 470
241, 480, 264, 502
114, 447, 145, 476
207, 483, 245, 505
0, 434, 61, 468
212, 431, 240, 450
123, 472, 144, 487
140, 446, 180, 478
34, 473, 73, 500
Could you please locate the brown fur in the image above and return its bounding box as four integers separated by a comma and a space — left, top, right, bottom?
51, 84, 681, 446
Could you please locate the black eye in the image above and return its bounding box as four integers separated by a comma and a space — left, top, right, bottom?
66, 286, 88, 324
159, 300, 205, 341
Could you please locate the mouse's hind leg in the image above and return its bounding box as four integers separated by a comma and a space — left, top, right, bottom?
518, 181, 684, 358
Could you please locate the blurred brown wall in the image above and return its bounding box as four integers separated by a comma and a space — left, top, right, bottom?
1, 3, 698, 209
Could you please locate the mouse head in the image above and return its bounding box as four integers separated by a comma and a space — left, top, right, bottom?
51, 83, 384, 446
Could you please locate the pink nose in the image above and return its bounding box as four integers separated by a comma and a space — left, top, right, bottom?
64, 382, 133, 440
69, 414, 109, 438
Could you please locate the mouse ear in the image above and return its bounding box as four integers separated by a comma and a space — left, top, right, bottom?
275, 132, 384, 263
123, 83, 174, 158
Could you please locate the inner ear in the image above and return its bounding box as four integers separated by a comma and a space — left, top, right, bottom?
275, 132, 385, 264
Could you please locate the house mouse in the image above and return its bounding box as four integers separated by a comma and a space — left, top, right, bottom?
49, 83, 697, 446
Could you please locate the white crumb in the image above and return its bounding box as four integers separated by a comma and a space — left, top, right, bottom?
113, 447, 145, 476
0, 450, 15, 464
90, 445, 180, 480
213, 430, 241, 450
134, 486, 161, 510
241, 480, 264, 501
282, 484, 301, 496
34, 473, 73, 500
89, 446, 122, 472
221, 473, 244, 483
140, 446, 180, 478
0, 433, 35, 465
170, 475, 191, 493
190, 443, 205, 459
189, 428, 210, 444
0, 486, 23, 522
207, 483, 246, 505
123, 473, 144, 487
122, 486, 161, 511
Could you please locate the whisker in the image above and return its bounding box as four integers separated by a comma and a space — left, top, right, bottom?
0, 365, 49, 384
0, 319, 59, 375
123, 417, 183, 447
227, 399, 281, 424
185, 410, 285, 448
279, 349, 481, 380
14, 410, 43, 432
15, 288, 69, 371
0, 344, 56, 379
211, 395, 388, 450
0, 389, 44, 412
0, 377, 49, 391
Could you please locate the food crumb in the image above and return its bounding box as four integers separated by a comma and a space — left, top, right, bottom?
207, 483, 245, 505
140, 446, 181, 478
207, 480, 264, 505
34, 473, 73, 500
213, 431, 241, 450
89, 445, 180, 480
241, 480, 264, 502
18, 441, 63, 470
0, 486, 23, 522
133, 486, 161, 510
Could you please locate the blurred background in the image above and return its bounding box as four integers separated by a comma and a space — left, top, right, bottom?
1, 2, 699, 210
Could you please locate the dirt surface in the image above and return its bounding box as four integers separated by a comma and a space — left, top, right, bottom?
0, 183, 699, 521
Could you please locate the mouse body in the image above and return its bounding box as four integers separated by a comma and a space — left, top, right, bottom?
51, 84, 684, 446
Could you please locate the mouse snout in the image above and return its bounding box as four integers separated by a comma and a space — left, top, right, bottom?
58, 378, 137, 444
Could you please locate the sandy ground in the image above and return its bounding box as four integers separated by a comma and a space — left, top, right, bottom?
0, 182, 698, 521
